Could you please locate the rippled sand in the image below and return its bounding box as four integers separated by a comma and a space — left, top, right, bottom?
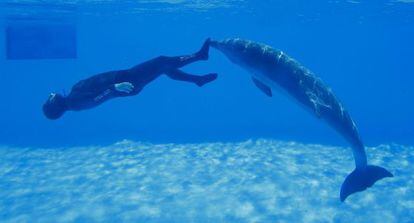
0, 139, 411, 222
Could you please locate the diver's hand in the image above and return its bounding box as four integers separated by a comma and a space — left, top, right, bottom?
114, 82, 134, 93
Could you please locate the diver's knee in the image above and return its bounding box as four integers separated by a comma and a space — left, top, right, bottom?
156, 56, 177, 70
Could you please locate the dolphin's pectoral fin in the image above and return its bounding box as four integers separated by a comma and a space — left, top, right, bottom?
252, 77, 272, 97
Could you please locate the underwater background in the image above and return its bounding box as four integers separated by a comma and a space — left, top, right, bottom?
0, 0, 413, 222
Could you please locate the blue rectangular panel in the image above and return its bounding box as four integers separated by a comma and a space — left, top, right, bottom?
6, 23, 77, 60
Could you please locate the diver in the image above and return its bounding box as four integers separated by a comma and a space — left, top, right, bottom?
43, 39, 217, 120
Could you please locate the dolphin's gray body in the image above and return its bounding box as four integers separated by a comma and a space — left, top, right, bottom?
211, 38, 392, 201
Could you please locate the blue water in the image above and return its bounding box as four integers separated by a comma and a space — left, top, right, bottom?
0, 1, 413, 222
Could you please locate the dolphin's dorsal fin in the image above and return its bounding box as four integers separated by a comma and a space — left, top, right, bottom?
252, 77, 272, 97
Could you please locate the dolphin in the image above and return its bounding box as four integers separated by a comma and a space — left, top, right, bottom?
210, 38, 393, 201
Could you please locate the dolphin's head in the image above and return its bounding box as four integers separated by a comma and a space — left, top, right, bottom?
210, 38, 255, 65
210, 38, 271, 71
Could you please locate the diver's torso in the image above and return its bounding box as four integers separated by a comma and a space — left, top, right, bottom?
66, 57, 169, 111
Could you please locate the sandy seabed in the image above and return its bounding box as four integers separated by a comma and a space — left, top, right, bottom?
0, 139, 412, 223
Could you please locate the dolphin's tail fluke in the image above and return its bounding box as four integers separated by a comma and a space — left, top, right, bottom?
340, 165, 393, 202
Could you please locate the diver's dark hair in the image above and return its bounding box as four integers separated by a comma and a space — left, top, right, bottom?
42, 93, 67, 120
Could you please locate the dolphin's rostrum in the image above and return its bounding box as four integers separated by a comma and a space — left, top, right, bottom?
210, 38, 393, 201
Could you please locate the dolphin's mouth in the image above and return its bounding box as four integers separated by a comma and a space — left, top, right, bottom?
209, 40, 220, 49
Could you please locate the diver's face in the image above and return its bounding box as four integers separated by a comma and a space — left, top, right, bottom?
43, 93, 66, 120
48, 93, 58, 103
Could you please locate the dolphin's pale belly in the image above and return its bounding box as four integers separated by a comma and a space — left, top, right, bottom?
243, 43, 362, 148
228, 41, 362, 146
211, 38, 362, 146
250, 53, 332, 115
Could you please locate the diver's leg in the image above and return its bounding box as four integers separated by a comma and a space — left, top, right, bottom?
165, 69, 217, 87
161, 38, 211, 69
127, 38, 211, 80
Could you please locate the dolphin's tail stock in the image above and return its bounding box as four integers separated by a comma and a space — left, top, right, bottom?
340, 165, 393, 201
338, 130, 393, 201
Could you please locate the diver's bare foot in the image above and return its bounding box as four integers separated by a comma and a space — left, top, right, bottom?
196, 73, 218, 87
196, 38, 211, 60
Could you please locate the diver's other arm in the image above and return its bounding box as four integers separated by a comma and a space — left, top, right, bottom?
94, 82, 135, 102
66, 82, 136, 111
114, 82, 134, 93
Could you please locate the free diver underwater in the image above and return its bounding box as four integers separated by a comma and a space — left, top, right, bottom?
210, 38, 393, 202
43, 39, 217, 120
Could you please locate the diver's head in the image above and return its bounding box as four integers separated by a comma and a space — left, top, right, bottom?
42, 93, 67, 120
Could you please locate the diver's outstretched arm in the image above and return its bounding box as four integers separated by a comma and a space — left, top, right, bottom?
165, 69, 217, 87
